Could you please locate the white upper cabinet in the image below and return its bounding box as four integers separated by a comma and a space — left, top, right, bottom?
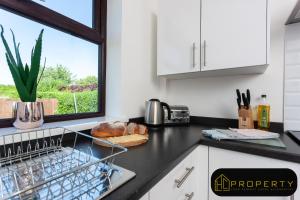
157, 0, 201, 75
201, 0, 269, 71
157, 0, 270, 77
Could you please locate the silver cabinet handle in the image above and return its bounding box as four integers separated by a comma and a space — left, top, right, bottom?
203, 40, 207, 67
185, 192, 194, 200
192, 43, 196, 68
175, 166, 194, 188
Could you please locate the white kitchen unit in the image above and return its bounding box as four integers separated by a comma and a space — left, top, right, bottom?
157, 0, 270, 77
201, 0, 269, 71
157, 0, 201, 75
149, 146, 208, 200
208, 147, 300, 200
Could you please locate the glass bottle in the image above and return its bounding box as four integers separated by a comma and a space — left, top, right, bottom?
257, 94, 270, 130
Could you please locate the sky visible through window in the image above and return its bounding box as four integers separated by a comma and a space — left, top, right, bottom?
0, 2, 97, 85
32, 0, 93, 27
0, 2, 99, 117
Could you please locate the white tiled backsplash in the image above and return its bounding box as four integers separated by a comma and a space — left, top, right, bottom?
284, 23, 300, 131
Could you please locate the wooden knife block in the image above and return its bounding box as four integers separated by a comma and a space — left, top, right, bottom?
238, 106, 254, 129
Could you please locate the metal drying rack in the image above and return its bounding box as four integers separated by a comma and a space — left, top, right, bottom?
0, 127, 127, 199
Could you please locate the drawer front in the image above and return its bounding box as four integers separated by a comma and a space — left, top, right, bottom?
150, 147, 201, 200
175, 170, 201, 200
175, 191, 198, 200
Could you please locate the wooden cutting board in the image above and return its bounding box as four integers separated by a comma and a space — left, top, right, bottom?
93, 134, 149, 148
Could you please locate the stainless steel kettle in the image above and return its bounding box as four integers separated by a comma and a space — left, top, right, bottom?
144, 99, 171, 126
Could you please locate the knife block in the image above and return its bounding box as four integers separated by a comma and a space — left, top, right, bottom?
238, 106, 254, 129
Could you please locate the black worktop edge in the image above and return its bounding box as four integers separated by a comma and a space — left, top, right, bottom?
199, 139, 300, 164
129, 116, 284, 133
190, 116, 284, 133
129, 116, 299, 164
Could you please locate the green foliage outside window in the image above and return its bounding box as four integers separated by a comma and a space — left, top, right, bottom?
38, 65, 74, 92
0, 64, 98, 115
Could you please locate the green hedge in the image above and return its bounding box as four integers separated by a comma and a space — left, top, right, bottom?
37, 91, 98, 114
0, 85, 19, 99
0, 85, 98, 115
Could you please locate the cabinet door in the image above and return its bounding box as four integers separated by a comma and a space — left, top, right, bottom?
157, 0, 201, 75
150, 146, 208, 200
209, 147, 300, 200
201, 0, 269, 71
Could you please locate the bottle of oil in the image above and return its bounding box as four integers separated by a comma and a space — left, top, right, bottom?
257, 94, 270, 130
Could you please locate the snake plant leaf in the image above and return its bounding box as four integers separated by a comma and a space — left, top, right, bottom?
10, 30, 23, 68
37, 58, 46, 86
0, 25, 17, 67
11, 30, 27, 84
5, 53, 31, 101
26, 29, 43, 100
1, 26, 44, 102
25, 63, 29, 77
30, 81, 38, 101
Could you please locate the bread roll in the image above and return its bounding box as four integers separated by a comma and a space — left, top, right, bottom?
127, 123, 139, 134
127, 123, 148, 135
138, 124, 148, 135
91, 121, 127, 138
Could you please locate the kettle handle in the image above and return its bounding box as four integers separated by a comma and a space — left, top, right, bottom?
161, 102, 171, 120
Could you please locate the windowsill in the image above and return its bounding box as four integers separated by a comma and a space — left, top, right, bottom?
0, 116, 128, 136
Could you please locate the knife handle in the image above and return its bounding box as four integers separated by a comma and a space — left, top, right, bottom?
246, 89, 251, 105
236, 89, 241, 100
242, 93, 249, 109
237, 98, 241, 109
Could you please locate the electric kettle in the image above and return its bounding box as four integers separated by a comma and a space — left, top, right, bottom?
144, 99, 171, 126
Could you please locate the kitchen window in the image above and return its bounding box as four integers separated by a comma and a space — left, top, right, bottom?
0, 0, 107, 127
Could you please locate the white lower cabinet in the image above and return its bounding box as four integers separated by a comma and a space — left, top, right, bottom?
208, 147, 300, 200
149, 145, 208, 200
142, 145, 299, 200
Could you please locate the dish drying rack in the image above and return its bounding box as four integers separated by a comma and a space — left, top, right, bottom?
0, 127, 128, 200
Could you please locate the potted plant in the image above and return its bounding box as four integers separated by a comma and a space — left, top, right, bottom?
0, 25, 45, 129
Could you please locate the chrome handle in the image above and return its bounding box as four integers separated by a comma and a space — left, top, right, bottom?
175, 166, 194, 188
203, 40, 207, 67
185, 192, 194, 200
192, 43, 196, 68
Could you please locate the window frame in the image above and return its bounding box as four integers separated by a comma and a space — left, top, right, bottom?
0, 0, 107, 128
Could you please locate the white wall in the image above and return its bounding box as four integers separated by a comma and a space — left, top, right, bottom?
284, 23, 300, 130
106, 0, 166, 119
106, 0, 123, 118
107, 0, 296, 122
165, 0, 296, 122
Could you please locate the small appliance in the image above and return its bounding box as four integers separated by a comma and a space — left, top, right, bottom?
163, 105, 190, 125
144, 99, 171, 126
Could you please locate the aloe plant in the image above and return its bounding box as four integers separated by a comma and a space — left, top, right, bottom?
0, 25, 45, 102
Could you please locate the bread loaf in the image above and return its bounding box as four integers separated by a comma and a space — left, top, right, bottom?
92, 122, 149, 147
91, 121, 127, 138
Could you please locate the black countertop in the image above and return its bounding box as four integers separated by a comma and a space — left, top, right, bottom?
99, 124, 300, 200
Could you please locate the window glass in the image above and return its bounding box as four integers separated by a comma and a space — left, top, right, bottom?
0, 9, 99, 119
32, 0, 93, 28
